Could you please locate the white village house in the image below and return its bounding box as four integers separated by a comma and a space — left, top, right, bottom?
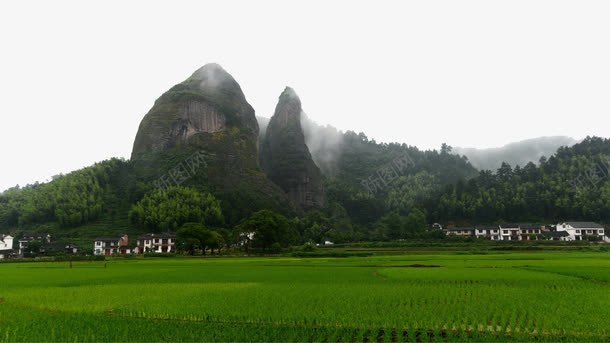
518, 225, 543, 240
498, 224, 522, 241
94, 234, 130, 256
136, 233, 176, 254
475, 226, 501, 240
446, 223, 575, 241
0, 234, 14, 259
556, 222, 609, 242
18, 233, 51, 256
443, 227, 475, 237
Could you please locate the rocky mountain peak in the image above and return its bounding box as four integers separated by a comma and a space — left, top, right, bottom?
130, 64, 295, 221
131, 63, 258, 159
260, 87, 326, 210
268, 87, 304, 131
186, 63, 238, 93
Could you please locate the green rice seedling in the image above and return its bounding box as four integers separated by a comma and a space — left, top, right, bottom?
1, 252, 609, 341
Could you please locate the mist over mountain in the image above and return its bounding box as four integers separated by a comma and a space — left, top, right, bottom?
131, 63, 259, 159
453, 136, 580, 171
258, 115, 345, 176
257, 116, 270, 139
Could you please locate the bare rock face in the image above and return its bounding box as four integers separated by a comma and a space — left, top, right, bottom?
130, 64, 297, 222
260, 87, 326, 209
131, 63, 258, 158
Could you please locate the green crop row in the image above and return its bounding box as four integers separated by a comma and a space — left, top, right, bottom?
1, 251, 608, 342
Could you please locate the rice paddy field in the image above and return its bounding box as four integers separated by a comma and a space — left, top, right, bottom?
1, 251, 609, 342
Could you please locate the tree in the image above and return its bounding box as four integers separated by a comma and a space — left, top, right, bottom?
207, 230, 225, 254
176, 222, 225, 255
403, 208, 427, 236
496, 162, 513, 182
177, 223, 207, 255
382, 212, 404, 240
235, 210, 298, 251
387, 172, 440, 215
129, 187, 224, 232
441, 143, 452, 154
25, 240, 42, 256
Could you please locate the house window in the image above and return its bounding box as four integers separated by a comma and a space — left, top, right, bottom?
521, 230, 526, 234
503, 230, 508, 234
493, 230, 498, 233
576, 230, 580, 234
600, 230, 605, 235
96, 242, 101, 246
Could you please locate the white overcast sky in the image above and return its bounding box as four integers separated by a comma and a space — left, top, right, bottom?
1, 0, 609, 191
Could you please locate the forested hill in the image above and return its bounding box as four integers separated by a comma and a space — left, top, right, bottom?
0, 123, 477, 243
1, 136, 610, 243
429, 136, 610, 225
0, 159, 132, 228
256, 115, 477, 239
319, 130, 479, 239
0, 158, 141, 247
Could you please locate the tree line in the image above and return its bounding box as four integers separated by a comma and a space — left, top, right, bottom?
3, 135, 610, 245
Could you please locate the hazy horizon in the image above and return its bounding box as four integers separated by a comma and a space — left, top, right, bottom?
1, 1, 609, 191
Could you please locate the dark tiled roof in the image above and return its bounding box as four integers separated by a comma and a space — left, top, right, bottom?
519, 224, 541, 229
94, 237, 121, 242
137, 232, 176, 240
500, 223, 520, 228
20, 233, 50, 240
44, 242, 67, 250
445, 227, 474, 231
564, 222, 604, 229
543, 231, 569, 237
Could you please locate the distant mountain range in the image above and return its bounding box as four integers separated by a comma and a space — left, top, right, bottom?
453, 136, 580, 171
261, 117, 579, 173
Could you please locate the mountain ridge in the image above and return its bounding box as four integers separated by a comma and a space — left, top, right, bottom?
453, 136, 579, 171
